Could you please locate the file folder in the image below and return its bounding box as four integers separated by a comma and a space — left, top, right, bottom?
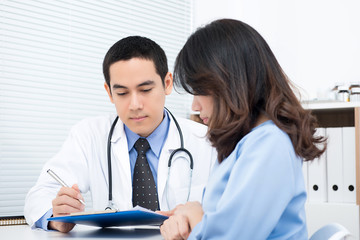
342, 127, 356, 203
326, 127, 344, 203
307, 128, 327, 202
48, 208, 168, 228
302, 159, 309, 202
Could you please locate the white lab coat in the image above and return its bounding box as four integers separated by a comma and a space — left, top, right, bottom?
24, 114, 216, 228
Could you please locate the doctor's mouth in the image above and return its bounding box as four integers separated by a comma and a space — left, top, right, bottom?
130, 116, 148, 122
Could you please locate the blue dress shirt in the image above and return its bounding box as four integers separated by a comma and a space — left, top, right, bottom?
34, 208, 53, 230
124, 110, 170, 185
189, 120, 308, 239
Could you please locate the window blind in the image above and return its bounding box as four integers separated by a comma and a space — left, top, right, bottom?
0, 0, 192, 216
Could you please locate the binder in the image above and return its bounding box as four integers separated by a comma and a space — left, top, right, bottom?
342, 127, 356, 203
307, 128, 327, 202
326, 127, 344, 203
48, 207, 168, 228
0, 216, 27, 226
302, 159, 309, 202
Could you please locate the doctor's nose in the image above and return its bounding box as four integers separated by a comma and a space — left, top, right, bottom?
129, 93, 143, 110
192, 96, 201, 112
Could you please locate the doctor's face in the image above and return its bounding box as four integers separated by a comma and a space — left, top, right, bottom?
191, 95, 214, 125
105, 58, 173, 137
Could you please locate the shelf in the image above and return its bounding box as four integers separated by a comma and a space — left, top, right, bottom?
301, 101, 360, 128
302, 100, 360, 110
303, 103, 360, 206
298, 101, 360, 238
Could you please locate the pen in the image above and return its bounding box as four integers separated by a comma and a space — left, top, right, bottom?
47, 169, 86, 206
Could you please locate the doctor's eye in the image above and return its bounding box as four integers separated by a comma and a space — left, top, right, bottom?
116, 92, 128, 96
141, 88, 153, 93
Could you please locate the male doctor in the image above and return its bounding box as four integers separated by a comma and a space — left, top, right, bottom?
24, 36, 216, 233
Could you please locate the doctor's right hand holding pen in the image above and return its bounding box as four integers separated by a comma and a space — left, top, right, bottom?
47, 169, 85, 232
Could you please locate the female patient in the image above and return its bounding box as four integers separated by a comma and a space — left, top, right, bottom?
160, 19, 326, 239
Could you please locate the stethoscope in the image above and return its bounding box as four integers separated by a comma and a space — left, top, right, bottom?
105, 108, 193, 210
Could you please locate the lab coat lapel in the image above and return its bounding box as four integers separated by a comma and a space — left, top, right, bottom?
157, 117, 181, 210
110, 121, 132, 209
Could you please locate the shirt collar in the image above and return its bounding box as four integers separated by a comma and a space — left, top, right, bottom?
124, 110, 170, 158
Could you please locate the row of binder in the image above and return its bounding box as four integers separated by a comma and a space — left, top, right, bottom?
0, 216, 27, 226
303, 127, 356, 203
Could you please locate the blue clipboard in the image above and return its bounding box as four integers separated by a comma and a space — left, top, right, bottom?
48, 209, 168, 228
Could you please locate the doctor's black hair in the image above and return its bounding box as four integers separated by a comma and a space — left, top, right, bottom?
103, 36, 168, 88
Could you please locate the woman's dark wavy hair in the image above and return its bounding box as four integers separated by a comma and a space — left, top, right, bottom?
174, 19, 326, 162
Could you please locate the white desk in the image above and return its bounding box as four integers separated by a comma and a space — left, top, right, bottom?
0, 224, 163, 239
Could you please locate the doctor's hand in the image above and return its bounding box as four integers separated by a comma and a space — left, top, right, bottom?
48, 184, 85, 233
159, 201, 204, 240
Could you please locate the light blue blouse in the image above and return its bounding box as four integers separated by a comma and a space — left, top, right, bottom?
189, 120, 308, 239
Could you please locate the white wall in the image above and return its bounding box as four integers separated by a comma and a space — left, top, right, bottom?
192, 0, 360, 101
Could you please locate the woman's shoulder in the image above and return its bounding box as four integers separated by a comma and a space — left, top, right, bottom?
228, 120, 301, 176
250, 120, 289, 141
236, 120, 294, 156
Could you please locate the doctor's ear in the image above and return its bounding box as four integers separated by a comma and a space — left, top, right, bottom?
164, 72, 173, 95
104, 82, 114, 104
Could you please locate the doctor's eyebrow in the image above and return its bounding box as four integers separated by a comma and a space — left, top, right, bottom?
112, 80, 155, 89
137, 80, 155, 87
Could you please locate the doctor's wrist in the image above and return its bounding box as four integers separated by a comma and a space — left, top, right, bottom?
48, 219, 75, 233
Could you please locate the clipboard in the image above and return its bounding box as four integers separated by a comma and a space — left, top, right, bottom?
47, 207, 168, 228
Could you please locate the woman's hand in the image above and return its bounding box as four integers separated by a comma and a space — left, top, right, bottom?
159, 201, 204, 240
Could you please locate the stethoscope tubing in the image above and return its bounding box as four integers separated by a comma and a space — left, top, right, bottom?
106, 116, 118, 209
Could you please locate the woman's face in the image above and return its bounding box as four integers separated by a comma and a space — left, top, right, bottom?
192, 95, 214, 125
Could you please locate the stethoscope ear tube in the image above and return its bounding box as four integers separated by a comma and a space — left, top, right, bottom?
168, 147, 194, 170
107, 116, 119, 205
